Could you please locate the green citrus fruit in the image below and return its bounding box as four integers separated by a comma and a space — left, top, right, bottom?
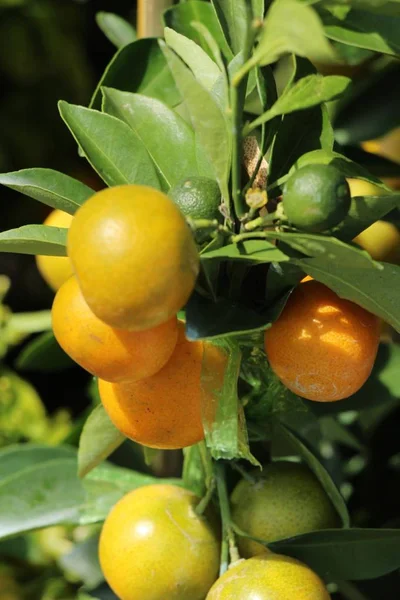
206, 553, 331, 600
283, 164, 351, 232
231, 461, 338, 557
169, 177, 221, 241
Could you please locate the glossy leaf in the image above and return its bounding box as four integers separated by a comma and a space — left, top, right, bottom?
201, 240, 289, 263
164, 28, 221, 91
273, 421, 350, 526
59, 102, 160, 189
0, 168, 93, 214
90, 39, 180, 110
102, 88, 209, 187
0, 225, 67, 256
271, 528, 400, 580
247, 75, 350, 133
161, 43, 231, 204
78, 405, 125, 478
211, 0, 248, 55
96, 12, 136, 48
163, 1, 233, 60
16, 331, 74, 372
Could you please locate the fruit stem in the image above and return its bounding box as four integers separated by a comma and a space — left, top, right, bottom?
187, 217, 220, 231
214, 460, 240, 574
230, 231, 274, 243
244, 211, 278, 231
230, 462, 257, 484
195, 478, 216, 516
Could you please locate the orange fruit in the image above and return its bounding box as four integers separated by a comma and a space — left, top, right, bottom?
206, 553, 331, 599
99, 484, 220, 600
52, 276, 178, 382
36, 209, 73, 291
98, 322, 226, 448
67, 185, 199, 331
264, 280, 380, 401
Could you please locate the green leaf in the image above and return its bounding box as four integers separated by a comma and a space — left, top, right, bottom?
273, 422, 350, 527
102, 89, 209, 188
271, 528, 400, 580
321, 8, 400, 57
161, 42, 231, 205
59, 101, 160, 189
201, 240, 289, 263
163, 1, 233, 60
182, 442, 208, 497
320, 0, 400, 16
90, 39, 180, 111
243, 0, 337, 75
211, 0, 249, 55
164, 28, 221, 91
296, 257, 400, 333
16, 331, 74, 372
0, 444, 76, 480
96, 12, 136, 49
78, 404, 125, 478
0, 225, 67, 256
0, 169, 93, 214
246, 74, 350, 134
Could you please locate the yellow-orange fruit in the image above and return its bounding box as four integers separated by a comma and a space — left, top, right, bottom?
36, 210, 73, 291
206, 553, 331, 600
98, 322, 226, 448
264, 280, 380, 401
67, 185, 199, 331
99, 484, 220, 600
52, 276, 178, 382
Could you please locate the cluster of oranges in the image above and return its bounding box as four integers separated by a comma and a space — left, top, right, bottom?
47, 184, 225, 449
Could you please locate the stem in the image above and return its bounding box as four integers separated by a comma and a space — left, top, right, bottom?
244, 211, 278, 231
187, 217, 220, 231
195, 479, 216, 516
231, 231, 272, 243
137, 0, 173, 38
214, 461, 240, 575
230, 462, 257, 484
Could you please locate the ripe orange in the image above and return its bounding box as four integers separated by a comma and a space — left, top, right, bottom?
206, 553, 331, 599
264, 280, 380, 401
98, 322, 226, 448
67, 185, 199, 331
36, 209, 73, 291
52, 276, 178, 382
99, 484, 220, 600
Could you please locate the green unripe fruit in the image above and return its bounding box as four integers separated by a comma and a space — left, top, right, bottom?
283, 164, 351, 232
231, 461, 339, 557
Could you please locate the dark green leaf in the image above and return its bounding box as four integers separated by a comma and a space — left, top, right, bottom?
0, 169, 93, 214
59, 102, 160, 189
211, 0, 248, 55
161, 43, 231, 204
102, 89, 209, 187
273, 421, 350, 526
201, 240, 289, 263
78, 405, 125, 478
0, 225, 67, 256
247, 74, 350, 134
341, 144, 400, 179
90, 39, 180, 111
96, 12, 136, 49
16, 331, 74, 372
163, 1, 233, 60
271, 528, 400, 580
320, 0, 400, 17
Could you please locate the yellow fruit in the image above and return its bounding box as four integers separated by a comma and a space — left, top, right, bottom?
52, 276, 178, 382
99, 484, 220, 600
231, 461, 338, 557
36, 209, 73, 291
206, 553, 331, 599
264, 280, 380, 401
354, 220, 400, 263
98, 322, 226, 448
68, 185, 199, 330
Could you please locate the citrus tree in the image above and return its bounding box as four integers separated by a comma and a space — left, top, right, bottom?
0, 1, 400, 598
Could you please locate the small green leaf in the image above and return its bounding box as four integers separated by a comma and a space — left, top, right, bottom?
201, 240, 289, 263
78, 405, 125, 478
96, 12, 136, 49
164, 27, 221, 91
0, 225, 67, 256
161, 42, 231, 205
59, 101, 160, 189
273, 421, 350, 526
247, 74, 350, 134
102, 89, 209, 187
16, 331, 74, 372
0, 169, 93, 214
163, 1, 233, 60
271, 528, 400, 580
90, 39, 180, 111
